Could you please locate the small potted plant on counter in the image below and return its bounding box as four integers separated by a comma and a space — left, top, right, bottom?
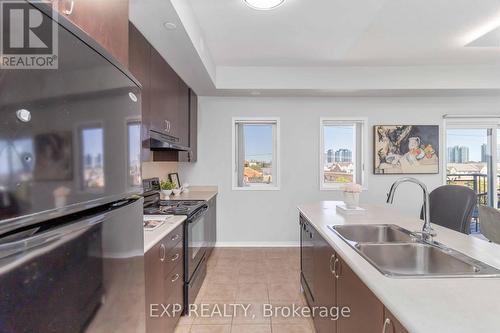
341, 183, 363, 209
160, 179, 175, 198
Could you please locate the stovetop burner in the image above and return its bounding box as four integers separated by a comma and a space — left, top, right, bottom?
143, 198, 206, 217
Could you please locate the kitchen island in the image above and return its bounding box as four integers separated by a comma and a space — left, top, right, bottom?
298, 201, 500, 333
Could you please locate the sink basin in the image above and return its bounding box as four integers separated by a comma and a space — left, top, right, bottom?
355, 243, 500, 277
328, 224, 500, 278
329, 224, 414, 243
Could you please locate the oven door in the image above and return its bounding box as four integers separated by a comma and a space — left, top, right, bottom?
185, 205, 208, 281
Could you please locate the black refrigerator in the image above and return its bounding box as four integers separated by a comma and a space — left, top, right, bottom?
0, 3, 145, 332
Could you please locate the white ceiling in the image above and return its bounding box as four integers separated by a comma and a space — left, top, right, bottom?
188, 0, 500, 67
131, 0, 500, 95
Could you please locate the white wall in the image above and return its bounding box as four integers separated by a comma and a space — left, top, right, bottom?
179, 95, 500, 246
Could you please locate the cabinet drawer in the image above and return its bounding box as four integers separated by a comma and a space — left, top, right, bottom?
163, 223, 183, 251
163, 241, 183, 277
164, 262, 184, 307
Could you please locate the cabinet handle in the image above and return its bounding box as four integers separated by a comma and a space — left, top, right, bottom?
171, 273, 180, 283
63, 0, 74, 15
171, 253, 180, 262
382, 318, 394, 333
334, 258, 340, 279
159, 244, 166, 262
329, 254, 336, 274
171, 234, 180, 241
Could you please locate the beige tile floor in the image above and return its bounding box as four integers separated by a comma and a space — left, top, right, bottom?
174, 247, 316, 333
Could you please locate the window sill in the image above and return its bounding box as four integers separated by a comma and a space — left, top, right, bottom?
232, 186, 280, 191
320, 185, 368, 191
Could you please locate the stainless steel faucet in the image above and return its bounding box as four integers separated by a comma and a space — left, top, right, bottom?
386, 177, 436, 241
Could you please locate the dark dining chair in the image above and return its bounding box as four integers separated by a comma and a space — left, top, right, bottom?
479, 206, 500, 244
421, 185, 477, 234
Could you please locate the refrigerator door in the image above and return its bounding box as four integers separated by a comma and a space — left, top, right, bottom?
0, 197, 145, 333
0, 3, 142, 233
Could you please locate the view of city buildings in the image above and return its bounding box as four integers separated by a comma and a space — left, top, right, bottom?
244, 160, 273, 184
324, 149, 354, 183
446, 130, 500, 208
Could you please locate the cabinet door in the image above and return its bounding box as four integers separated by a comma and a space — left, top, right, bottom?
176, 79, 190, 147
179, 89, 198, 162
313, 232, 337, 333
150, 48, 178, 136
128, 23, 151, 162
145, 241, 166, 333
57, 0, 129, 65
383, 308, 409, 333
337, 259, 384, 333
188, 89, 198, 162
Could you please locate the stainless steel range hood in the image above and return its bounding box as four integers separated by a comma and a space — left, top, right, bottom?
149, 130, 190, 151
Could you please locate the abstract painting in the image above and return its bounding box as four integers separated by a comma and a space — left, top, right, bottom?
374, 125, 439, 174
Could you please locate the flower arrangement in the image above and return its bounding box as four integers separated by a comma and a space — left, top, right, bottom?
160, 179, 176, 197
160, 180, 176, 190
341, 183, 363, 193
341, 183, 362, 209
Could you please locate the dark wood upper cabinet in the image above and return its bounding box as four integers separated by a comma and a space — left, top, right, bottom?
150, 47, 179, 135
57, 0, 129, 66
337, 257, 384, 333
179, 89, 198, 162
129, 23, 152, 162
128, 23, 196, 162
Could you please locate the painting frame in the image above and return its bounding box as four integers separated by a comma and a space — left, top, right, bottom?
373, 125, 439, 175
168, 172, 181, 189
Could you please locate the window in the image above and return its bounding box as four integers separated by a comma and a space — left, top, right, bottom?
320, 118, 366, 189
445, 117, 500, 212
127, 121, 141, 187
232, 118, 280, 190
81, 126, 105, 191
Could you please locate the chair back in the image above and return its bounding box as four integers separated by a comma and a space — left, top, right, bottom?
423, 185, 477, 234
479, 206, 500, 244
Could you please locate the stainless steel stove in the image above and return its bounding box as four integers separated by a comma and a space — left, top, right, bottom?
143, 200, 206, 217
142, 178, 209, 314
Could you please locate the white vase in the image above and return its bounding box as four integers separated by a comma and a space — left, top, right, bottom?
343, 192, 360, 209
161, 190, 172, 198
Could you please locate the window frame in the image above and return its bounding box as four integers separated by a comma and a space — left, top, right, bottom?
319, 117, 367, 191
126, 119, 142, 189
79, 123, 105, 193
443, 116, 500, 207
232, 117, 280, 191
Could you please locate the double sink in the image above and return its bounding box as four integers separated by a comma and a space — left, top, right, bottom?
328, 224, 500, 278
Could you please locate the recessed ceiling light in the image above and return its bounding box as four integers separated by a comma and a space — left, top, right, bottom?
163, 22, 177, 30
243, 0, 286, 10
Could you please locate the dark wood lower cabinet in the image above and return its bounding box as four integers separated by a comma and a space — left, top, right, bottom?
300, 214, 403, 333
313, 231, 337, 333
145, 225, 184, 333
383, 308, 409, 333
337, 258, 384, 333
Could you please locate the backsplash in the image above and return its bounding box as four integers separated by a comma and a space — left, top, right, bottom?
142, 162, 178, 181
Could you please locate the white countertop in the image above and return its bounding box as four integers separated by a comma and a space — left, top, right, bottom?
165, 187, 218, 201
298, 201, 500, 333
143, 215, 187, 253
